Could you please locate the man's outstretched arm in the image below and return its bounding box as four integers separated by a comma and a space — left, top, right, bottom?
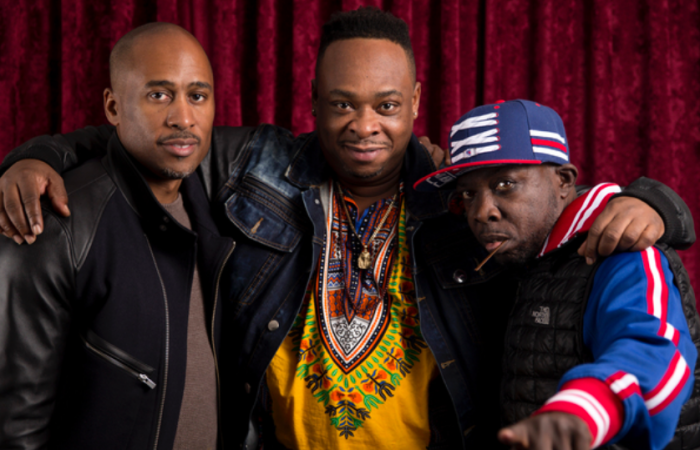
500, 248, 697, 449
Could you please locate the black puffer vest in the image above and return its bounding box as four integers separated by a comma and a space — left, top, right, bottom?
501, 237, 700, 449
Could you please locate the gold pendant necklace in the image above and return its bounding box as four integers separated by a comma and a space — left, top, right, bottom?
336, 181, 398, 270
357, 248, 372, 270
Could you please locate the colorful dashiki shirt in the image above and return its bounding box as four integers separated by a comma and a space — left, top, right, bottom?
266, 183, 437, 449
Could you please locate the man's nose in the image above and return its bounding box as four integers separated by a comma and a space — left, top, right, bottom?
166, 95, 195, 130
470, 191, 501, 223
348, 107, 381, 139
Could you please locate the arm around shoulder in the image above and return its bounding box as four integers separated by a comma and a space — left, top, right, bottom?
615, 177, 696, 250
0, 124, 115, 176
0, 212, 75, 448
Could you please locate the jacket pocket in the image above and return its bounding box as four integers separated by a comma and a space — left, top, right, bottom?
225, 175, 308, 252
423, 228, 503, 288
82, 330, 156, 389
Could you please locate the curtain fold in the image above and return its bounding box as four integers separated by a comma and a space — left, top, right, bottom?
2, 0, 699, 298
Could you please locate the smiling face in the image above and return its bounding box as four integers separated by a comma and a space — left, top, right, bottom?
105, 30, 214, 185
313, 38, 420, 187
455, 164, 576, 267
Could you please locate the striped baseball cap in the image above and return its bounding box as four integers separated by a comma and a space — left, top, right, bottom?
414, 99, 569, 191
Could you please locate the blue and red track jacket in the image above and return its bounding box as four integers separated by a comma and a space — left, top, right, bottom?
535, 183, 697, 449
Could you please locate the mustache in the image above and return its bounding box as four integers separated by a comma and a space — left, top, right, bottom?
157, 131, 201, 144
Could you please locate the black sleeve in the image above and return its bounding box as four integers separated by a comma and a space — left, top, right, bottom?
0, 125, 258, 202
0, 212, 74, 449
0, 124, 115, 176
614, 176, 696, 250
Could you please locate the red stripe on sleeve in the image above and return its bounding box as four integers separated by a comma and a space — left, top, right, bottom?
659, 321, 669, 341
644, 351, 681, 401
672, 328, 681, 347
641, 249, 655, 317
649, 365, 690, 416
655, 248, 669, 326
534, 378, 624, 447
605, 371, 642, 401
644, 351, 691, 416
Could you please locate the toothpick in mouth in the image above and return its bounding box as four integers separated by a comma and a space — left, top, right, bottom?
474, 240, 507, 272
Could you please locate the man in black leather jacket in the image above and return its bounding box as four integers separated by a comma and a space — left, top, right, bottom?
0, 24, 234, 449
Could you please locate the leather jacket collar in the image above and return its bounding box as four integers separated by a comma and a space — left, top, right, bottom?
285, 131, 450, 220
101, 134, 220, 236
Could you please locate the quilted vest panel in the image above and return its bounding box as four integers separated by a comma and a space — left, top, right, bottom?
501, 242, 597, 425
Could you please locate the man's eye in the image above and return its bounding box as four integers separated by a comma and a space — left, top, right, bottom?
150, 92, 168, 100
379, 103, 396, 111
191, 93, 205, 102
496, 181, 514, 191
336, 102, 351, 110
460, 191, 474, 201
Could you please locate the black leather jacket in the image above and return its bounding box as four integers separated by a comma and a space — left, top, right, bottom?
0, 137, 235, 449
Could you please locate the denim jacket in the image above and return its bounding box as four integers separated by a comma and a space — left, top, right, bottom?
209, 125, 523, 448
1, 123, 694, 449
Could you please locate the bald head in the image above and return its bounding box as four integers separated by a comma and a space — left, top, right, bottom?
102, 22, 215, 202
109, 23, 209, 92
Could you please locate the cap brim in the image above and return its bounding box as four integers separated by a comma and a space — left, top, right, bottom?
413, 159, 542, 192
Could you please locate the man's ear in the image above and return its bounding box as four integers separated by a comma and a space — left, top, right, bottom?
412, 81, 422, 117
556, 164, 578, 198
103, 88, 119, 126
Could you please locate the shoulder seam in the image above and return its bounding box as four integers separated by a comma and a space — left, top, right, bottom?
41, 209, 77, 273
66, 171, 111, 196
75, 183, 117, 271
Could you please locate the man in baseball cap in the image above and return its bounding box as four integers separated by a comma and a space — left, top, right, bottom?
415, 99, 569, 192
415, 100, 700, 449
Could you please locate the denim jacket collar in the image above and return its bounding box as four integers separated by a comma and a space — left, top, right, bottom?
285, 131, 450, 221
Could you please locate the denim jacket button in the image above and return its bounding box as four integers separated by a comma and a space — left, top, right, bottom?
314, 199, 320, 205
453, 269, 467, 283
268, 320, 280, 331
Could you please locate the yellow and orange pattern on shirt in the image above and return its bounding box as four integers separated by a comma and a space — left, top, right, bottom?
267, 200, 438, 449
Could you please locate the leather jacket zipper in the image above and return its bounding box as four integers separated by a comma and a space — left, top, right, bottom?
82, 333, 156, 389
211, 240, 236, 448
146, 237, 170, 450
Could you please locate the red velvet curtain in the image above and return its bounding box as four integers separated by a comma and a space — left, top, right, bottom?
2, 0, 700, 296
